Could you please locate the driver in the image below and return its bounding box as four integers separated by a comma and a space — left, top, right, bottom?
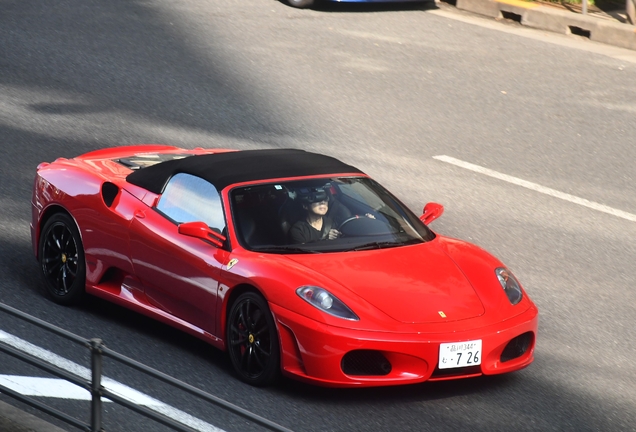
289, 188, 341, 244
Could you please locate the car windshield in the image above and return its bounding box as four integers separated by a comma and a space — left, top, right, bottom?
230, 177, 435, 253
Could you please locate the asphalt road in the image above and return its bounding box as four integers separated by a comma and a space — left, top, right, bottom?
1, 0, 636, 431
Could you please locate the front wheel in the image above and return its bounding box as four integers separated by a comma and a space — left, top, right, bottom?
38, 213, 86, 305
226, 292, 280, 386
286, 0, 315, 8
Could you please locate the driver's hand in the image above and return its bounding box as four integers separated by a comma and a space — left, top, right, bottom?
328, 229, 341, 240
365, 213, 376, 219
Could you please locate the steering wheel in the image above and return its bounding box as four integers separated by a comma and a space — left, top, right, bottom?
338, 214, 393, 237
338, 216, 361, 232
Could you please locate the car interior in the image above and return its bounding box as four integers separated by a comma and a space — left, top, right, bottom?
231, 182, 352, 248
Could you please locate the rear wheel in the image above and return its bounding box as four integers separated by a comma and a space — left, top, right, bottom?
39, 213, 86, 305
286, 0, 314, 8
227, 292, 280, 386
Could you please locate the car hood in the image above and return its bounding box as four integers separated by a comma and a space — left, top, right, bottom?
284, 241, 485, 324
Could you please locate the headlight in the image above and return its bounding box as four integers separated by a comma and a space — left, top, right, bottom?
496, 268, 523, 305
296, 286, 359, 320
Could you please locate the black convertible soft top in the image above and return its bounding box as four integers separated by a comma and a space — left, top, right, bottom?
125, 149, 364, 194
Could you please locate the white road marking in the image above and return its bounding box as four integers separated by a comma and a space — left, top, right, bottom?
0, 330, 225, 432
0, 376, 95, 400
433, 155, 636, 223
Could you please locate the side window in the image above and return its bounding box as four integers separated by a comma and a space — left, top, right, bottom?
156, 173, 226, 231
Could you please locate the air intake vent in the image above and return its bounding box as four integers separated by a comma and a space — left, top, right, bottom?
341, 350, 392, 376
501, 332, 533, 363
101, 182, 119, 208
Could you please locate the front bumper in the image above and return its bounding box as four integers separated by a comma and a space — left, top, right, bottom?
271, 303, 538, 387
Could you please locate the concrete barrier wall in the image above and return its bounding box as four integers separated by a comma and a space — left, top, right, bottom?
456, 0, 636, 51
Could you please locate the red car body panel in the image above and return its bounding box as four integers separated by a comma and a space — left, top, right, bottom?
284, 243, 487, 324
31, 145, 538, 387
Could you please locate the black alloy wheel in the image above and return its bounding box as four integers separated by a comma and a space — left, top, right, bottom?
227, 292, 280, 386
286, 0, 315, 8
39, 213, 86, 305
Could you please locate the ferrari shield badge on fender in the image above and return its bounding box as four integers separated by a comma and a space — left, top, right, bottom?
227, 258, 239, 270
438, 311, 447, 318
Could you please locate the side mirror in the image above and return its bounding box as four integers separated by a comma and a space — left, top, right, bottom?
420, 202, 444, 225
178, 221, 226, 248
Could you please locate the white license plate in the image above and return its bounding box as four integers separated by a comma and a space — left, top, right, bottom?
439, 339, 482, 369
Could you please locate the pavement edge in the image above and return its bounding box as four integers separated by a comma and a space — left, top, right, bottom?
456, 0, 636, 50
0, 399, 68, 432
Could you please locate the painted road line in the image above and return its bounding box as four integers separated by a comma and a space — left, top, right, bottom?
0, 330, 225, 432
433, 155, 636, 223
0, 375, 96, 400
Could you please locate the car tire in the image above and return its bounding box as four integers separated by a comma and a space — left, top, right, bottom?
39, 213, 86, 305
227, 292, 280, 386
286, 0, 315, 8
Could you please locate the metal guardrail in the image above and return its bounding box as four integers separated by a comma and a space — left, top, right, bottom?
0, 302, 293, 432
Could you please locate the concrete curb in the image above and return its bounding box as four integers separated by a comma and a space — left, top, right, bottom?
456, 0, 636, 50
0, 399, 68, 432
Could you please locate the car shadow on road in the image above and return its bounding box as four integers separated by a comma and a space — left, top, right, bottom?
77, 295, 231, 373
271, 359, 633, 431
310, 0, 439, 13
276, 371, 514, 402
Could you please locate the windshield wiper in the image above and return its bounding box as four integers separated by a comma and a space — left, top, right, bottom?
250, 246, 321, 254
343, 241, 403, 252
343, 238, 421, 252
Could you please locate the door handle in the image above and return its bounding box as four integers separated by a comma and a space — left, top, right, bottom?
134, 210, 145, 219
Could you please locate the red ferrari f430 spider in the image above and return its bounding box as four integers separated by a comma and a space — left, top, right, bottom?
31, 145, 538, 387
